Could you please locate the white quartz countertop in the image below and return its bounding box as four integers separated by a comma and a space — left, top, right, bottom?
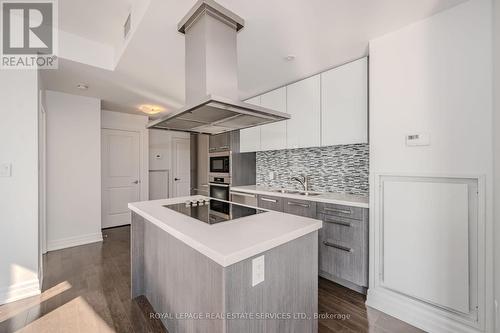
128, 196, 322, 267
230, 185, 369, 208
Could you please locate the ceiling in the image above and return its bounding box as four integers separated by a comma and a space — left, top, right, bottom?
43, 0, 469, 118
59, 0, 131, 46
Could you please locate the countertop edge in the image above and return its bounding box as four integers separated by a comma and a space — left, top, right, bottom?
128, 203, 322, 267
230, 186, 369, 208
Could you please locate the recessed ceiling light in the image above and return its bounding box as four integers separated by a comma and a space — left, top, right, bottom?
76, 83, 89, 90
139, 104, 165, 115
284, 55, 296, 61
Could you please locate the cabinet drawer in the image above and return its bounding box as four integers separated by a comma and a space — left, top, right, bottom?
318, 214, 364, 249
284, 199, 316, 218
317, 202, 365, 220
257, 195, 284, 212
319, 237, 367, 287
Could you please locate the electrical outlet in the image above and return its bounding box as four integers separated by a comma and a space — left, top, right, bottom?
252, 255, 265, 287
0, 163, 11, 177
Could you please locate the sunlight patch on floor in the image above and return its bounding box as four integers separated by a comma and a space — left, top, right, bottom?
15, 296, 114, 333
0, 281, 72, 323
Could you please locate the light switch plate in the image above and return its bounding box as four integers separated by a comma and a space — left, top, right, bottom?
0, 163, 11, 177
252, 255, 265, 287
268, 171, 275, 180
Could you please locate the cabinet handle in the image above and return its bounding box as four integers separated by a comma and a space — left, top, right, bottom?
287, 201, 310, 208
323, 241, 353, 253
261, 197, 278, 203
219, 146, 230, 150
210, 183, 230, 187
323, 207, 352, 215
324, 218, 352, 227
230, 191, 256, 198
209, 148, 217, 152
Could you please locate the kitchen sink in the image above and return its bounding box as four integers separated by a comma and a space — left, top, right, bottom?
299, 192, 321, 196
272, 189, 321, 196
272, 189, 300, 194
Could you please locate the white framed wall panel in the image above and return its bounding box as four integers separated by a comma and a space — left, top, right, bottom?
321, 57, 368, 146
381, 176, 477, 316
368, 174, 484, 333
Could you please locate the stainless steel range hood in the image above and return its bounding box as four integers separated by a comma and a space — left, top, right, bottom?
147, 0, 290, 134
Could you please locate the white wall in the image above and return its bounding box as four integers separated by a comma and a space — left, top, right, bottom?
493, 0, 500, 330
0, 70, 40, 304
101, 110, 148, 130
45, 91, 102, 251
368, 0, 494, 331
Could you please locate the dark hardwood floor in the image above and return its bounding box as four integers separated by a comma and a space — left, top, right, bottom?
0, 226, 423, 333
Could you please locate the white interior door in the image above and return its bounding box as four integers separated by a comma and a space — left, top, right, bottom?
102, 129, 141, 228
172, 137, 190, 197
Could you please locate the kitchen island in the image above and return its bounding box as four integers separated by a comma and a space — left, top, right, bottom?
128, 195, 322, 333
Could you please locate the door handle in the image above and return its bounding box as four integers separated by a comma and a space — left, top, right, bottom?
132, 180, 140, 184
174, 178, 180, 181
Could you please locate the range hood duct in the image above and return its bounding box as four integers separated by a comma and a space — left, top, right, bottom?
147, 0, 290, 135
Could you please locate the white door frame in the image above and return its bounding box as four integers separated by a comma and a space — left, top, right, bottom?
39, 96, 47, 255
101, 125, 149, 202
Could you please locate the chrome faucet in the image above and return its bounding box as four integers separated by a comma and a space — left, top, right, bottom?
291, 174, 309, 192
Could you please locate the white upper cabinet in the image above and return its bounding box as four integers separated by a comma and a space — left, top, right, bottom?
239, 96, 261, 153
321, 58, 368, 146
240, 58, 367, 152
260, 87, 287, 151
286, 75, 321, 149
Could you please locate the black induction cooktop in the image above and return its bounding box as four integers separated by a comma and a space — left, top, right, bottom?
163, 198, 266, 225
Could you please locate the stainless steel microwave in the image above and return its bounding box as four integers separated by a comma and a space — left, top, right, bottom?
209, 152, 230, 174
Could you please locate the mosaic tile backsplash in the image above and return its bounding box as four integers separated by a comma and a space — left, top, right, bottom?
256, 144, 369, 196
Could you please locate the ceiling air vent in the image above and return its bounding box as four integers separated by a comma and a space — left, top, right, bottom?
123, 13, 131, 39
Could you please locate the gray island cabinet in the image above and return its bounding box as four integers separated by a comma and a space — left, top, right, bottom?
129, 196, 322, 333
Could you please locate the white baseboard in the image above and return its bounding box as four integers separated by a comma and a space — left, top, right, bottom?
102, 221, 131, 229
47, 232, 103, 252
366, 287, 483, 333
0, 279, 41, 305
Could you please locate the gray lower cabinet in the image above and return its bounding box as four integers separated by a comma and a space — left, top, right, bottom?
284, 198, 317, 218
257, 194, 284, 212
317, 203, 368, 293
255, 193, 369, 294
